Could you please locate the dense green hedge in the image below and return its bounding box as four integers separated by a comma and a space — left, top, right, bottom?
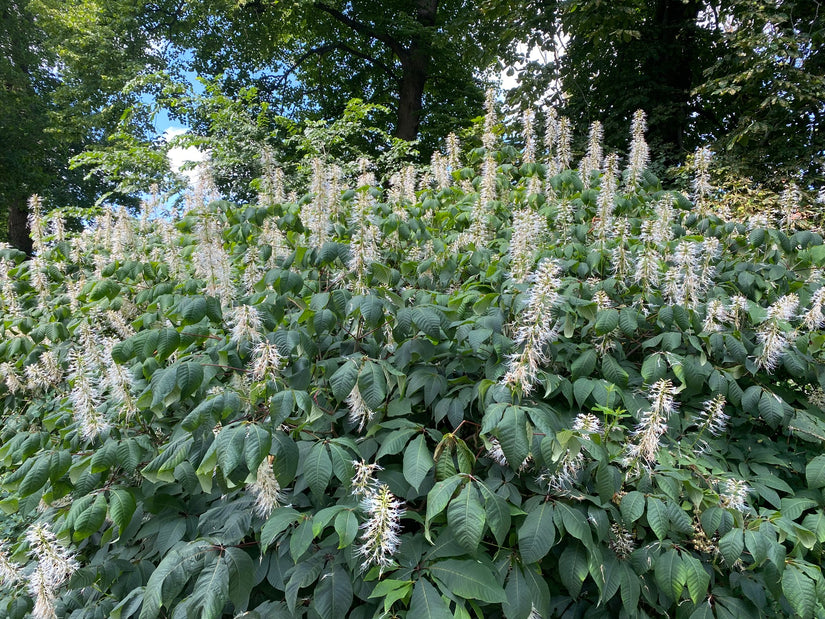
1, 109, 825, 618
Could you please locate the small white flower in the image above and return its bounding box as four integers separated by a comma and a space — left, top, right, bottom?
572, 413, 602, 435
248, 458, 284, 519
357, 484, 404, 573
250, 340, 284, 381
719, 478, 750, 513
228, 304, 263, 343
347, 384, 375, 431
25, 523, 78, 590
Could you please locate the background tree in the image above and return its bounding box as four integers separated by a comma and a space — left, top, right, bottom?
505, 0, 824, 187
153, 0, 509, 152
0, 0, 164, 252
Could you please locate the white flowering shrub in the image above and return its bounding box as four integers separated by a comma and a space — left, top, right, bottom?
2, 101, 825, 619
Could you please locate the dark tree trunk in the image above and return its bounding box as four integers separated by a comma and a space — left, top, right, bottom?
395, 0, 437, 141
7, 194, 32, 255
645, 0, 702, 155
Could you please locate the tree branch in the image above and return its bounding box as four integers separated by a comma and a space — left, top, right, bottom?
312, 2, 407, 60
279, 42, 399, 91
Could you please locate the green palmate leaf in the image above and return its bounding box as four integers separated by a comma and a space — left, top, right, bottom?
647, 497, 669, 540
476, 482, 510, 545
108, 488, 137, 534
429, 559, 507, 604
244, 424, 271, 472
330, 360, 359, 401
403, 433, 433, 491
518, 501, 555, 563
139, 540, 213, 619
313, 565, 353, 619
189, 554, 230, 619
718, 528, 744, 565
497, 405, 529, 470
358, 360, 387, 410
368, 579, 413, 615
447, 483, 485, 551
602, 354, 629, 388
805, 455, 825, 489
559, 544, 588, 597
654, 548, 686, 602
335, 509, 359, 549
74, 493, 108, 540
305, 441, 332, 497
425, 475, 464, 541
260, 507, 301, 553
681, 552, 710, 605
595, 308, 619, 335
556, 502, 591, 544
409, 578, 453, 619
571, 348, 597, 379
620, 491, 645, 524
782, 564, 816, 619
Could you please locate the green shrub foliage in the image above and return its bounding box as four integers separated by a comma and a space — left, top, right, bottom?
1, 106, 825, 619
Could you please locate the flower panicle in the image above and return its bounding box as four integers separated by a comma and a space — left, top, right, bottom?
357, 483, 405, 573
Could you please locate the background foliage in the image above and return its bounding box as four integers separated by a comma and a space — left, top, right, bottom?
1, 104, 825, 618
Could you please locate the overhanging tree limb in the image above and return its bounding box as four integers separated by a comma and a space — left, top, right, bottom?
312, 2, 407, 60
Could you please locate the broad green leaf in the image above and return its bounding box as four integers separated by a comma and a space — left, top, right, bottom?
429, 559, 507, 604
139, 540, 212, 619
329, 360, 358, 401
225, 546, 255, 612
74, 493, 108, 540
782, 564, 816, 619
335, 510, 359, 549
571, 348, 597, 379
718, 528, 744, 565
408, 578, 452, 619
559, 544, 588, 597
476, 482, 511, 545
313, 565, 353, 619
190, 554, 230, 619
595, 308, 619, 334
518, 502, 555, 563
680, 552, 710, 605
805, 455, 825, 489
556, 502, 591, 544
244, 424, 271, 472
602, 354, 629, 388
497, 405, 528, 470
368, 579, 413, 614
425, 475, 464, 541
305, 442, 332, 497
447, 483, 485, 551
620, 491, 645, 524
109, 488, 136, 534
503, 565, 532, 619
176, 362, 204, 399
653, 549, 685, 602
17, 454, 50, 497
403, 433, 433, 491
358, 360, 387, 410
260, 507, 300, 553
647, 497, 669, 540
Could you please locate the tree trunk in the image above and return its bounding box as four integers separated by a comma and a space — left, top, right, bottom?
646, 0, 702, 154
395, 0, 437, 141
7, 194, 32, 255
